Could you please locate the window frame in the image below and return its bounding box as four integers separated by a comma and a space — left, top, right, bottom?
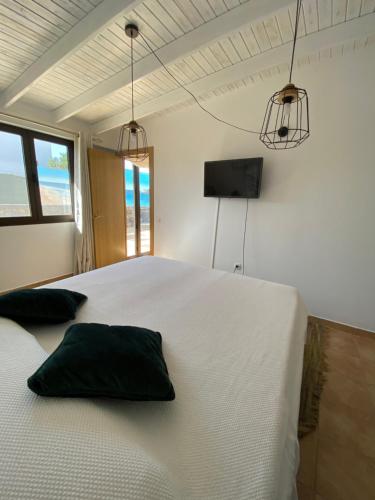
0, 122, 75, 227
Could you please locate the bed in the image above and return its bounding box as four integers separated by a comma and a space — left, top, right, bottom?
0, 256, 307, 500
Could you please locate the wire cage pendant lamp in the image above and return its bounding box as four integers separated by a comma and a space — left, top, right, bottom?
117, 24, 148, 161
259, 0, 309, 149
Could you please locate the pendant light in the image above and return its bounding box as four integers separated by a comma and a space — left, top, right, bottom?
117, 24, 148, 161
259, 0, 309, 149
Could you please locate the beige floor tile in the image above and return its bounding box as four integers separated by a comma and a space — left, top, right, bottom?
325, 344, 364, 383
325, 329, 360, 357
353, 335, 375, 385
362, 359, 375, 387
320, 337, 375, 461
298, 324, 375, 500
298, 430, 318, 489
354, 335, 375, 364
321, 369, 375, 421
316, 436, 375, 500
319, 398, 375, 461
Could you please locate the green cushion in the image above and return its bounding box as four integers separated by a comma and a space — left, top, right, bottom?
0, 288, 87, 324
28, 323, 175, 401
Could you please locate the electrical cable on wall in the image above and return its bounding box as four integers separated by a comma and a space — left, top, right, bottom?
212, 198, 249, 274
211, 197, 221, 269
242, 199, 249, 275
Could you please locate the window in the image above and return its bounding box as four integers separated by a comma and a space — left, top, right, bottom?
0, 123, 74, 226
124, 159, 153, 257
125, 161, 136, 257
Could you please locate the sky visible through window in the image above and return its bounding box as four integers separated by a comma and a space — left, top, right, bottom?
124, 160, 151, 256
0, 131, 72, 217
0, 131, 26, 176
125, 160, 150, 207
34, 140, 70, 192
0, 131, 30, 215
34, 139, 72, 215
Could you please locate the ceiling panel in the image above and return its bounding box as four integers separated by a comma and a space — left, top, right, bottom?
0, 0, 101, 86
191, 0, 216, 22
73, 0, 372, 125
229, 32, 251, 60
303, 0, 319, 34
240, 25, 261, 56
251, 20, 272, 51
172, 0, 205, 28
317, 0, 332, 30
276, 8, 294, 42
263, 16, 283, 47
220, 37, 242, 63
150, 33, 373, 121
25, 0, 249, 109
223, 0, 240, 8
0, 0, 373, 127
346, 0, 362, 20
361, 0, 375, 14
332, 0, 348, 25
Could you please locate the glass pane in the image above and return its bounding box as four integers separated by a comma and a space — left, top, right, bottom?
0, 130, 31, 217
34, 139, 73, 216
139, 166, 150, 254
125, 161, 136, 257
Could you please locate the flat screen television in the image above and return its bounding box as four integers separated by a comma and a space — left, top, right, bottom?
204, 157, 263, 199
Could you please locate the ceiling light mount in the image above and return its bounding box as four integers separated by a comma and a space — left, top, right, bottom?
278, 83, 298, 105
125, 23, 139, 39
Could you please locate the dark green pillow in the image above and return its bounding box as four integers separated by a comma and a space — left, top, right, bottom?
0, 288, 87, 324
28, 323, 175, 401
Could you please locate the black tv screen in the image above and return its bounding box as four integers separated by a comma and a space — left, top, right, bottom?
204, 158, 263, 198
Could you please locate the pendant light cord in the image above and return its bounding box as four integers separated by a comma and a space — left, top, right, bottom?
131, 34, 135, 121
289, 0, 302, 83
138, 32, 260, 135
135, 0, 302, 136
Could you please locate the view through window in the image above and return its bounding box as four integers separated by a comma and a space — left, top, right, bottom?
0, 130, 31, 218
125, 160, 151, 257
34, 139, 72, 216
0, 123, 74, 225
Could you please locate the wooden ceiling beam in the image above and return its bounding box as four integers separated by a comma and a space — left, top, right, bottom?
54, 0, 291, 123
0, 0, 143, 108
91, 13, 375, 134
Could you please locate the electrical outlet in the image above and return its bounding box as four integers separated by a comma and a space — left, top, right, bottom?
234, 263, 242, 272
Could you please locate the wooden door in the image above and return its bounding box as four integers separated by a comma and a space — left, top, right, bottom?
88, 148, 126, 268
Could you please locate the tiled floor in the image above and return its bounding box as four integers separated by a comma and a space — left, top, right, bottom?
297, 324, 375, 500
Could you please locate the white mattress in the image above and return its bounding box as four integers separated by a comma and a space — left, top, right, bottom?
0, 256, 307, 500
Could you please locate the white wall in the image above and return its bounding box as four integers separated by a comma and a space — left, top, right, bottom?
0, 223, 75, 291
100, 47, 375, 332
0, 106, 87, 291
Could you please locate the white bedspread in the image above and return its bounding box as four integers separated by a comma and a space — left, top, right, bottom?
0, 256, 307, 500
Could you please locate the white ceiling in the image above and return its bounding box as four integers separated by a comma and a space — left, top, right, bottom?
0, 0, 374, 133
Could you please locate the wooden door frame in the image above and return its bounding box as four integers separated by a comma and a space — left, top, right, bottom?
88, 148, 127, 268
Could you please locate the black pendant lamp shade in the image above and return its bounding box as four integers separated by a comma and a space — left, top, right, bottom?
260, 83, 309, 149
117, 24, 148, 161
117, 119, 148, 161
260, 0, 309, 149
